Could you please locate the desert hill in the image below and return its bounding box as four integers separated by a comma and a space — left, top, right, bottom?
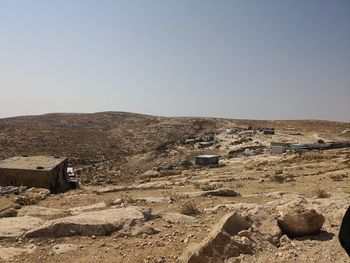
0, 111, 348, 163
0, 112, 219, 163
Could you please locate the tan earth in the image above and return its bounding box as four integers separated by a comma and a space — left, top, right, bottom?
0, 112, 350, 262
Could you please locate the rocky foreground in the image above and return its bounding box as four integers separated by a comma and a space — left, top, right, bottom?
0, 188, 349, 263
0, 148, 350, 262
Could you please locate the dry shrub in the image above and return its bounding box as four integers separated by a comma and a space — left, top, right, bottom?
181, 160, 193, 168
314, 189, 330, 198
161, 190, 181, 202
235, 182, 244, 188
330, 174, 346, 182
272, 174, 285, 183
292, 152, 339, 162
193, 182, 203, 189
180, 201, 200, 216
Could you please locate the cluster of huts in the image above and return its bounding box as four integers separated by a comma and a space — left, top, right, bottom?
2, 125, 348, 193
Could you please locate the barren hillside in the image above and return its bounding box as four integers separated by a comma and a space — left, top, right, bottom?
0, 112, 222, 163
0, 112, 348, 162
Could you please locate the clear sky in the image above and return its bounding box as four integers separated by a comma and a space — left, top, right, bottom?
0, 0, 349, 121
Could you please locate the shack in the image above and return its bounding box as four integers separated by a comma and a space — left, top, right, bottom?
262, 128, 275, 135
0, 156, 70, 193
195, 155, 219, 165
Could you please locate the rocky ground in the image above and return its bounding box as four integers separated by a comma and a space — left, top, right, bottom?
0, 112, 350, 262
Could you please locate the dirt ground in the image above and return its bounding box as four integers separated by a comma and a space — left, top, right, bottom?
0, 113, 350, 262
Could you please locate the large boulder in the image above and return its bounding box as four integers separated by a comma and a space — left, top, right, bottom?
24, 206, 157, 238
206, 203, 281, 238
277, 208, 325, 237
0, 216, 44, 238
180, 212, 252, 263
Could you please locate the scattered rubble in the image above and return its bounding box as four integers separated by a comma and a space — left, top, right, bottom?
13, 188, 50, 206
0, 186, 25, 195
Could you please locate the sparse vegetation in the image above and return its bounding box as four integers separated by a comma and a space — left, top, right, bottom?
161, 190, 181, 202
314, 188, 330, 198
181, 160, 193, 168
180, 201, 201, 216
235, 182, 244, 188
272, 174, 285, 183
155, 140, 176, 152
330, 173, 346, 182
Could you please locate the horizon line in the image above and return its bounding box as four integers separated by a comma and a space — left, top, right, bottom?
0, 111, 349, 124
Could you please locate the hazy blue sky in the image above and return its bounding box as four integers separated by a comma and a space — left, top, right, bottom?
0, 1, 349, 121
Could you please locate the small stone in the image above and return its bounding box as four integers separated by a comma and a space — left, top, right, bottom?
240, 236, 251, 246
238, 230, 251, 238
280, 234, 290, 245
